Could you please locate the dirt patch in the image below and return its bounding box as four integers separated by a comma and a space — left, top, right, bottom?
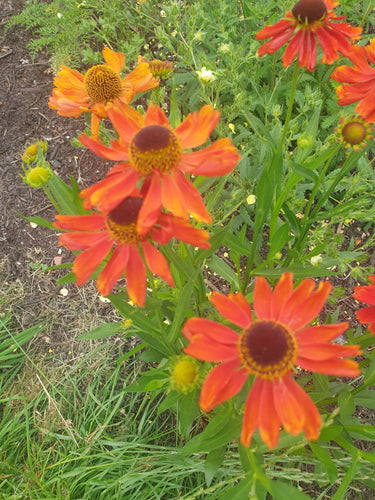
1, 0, 118, 355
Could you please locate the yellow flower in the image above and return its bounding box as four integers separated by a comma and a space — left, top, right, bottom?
170, 357, 200, 393
21, 161, 53, 188
22, 140, 48, 164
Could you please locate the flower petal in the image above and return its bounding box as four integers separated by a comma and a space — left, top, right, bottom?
271, 272, 293, 321
173, 170, 212, 223
58, 231, 105, 250
295, 322, 348, 344
282, 377, 321, 441
273, 377, 305, 436
79, 133, 130, 161
175, 105, 220, 149
297, 357, 361, 377
179, 138, 240, 176
97, 244, 129, 296
73, 234, 113, 286
199, 359, 248, 412
54, 214, 105, 231
258, 379, 280, 449
241, 377, 263, 447
102, 47, 125, 74
182, 317, 239, 345
210, 292, 252, 328
142, 240, 174, 287
253, 276, 273, 320
126, 245, 146, 306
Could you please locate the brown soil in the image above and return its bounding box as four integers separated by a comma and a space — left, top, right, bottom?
1, 0, 119, 358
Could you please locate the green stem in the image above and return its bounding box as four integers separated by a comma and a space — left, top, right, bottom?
242, 63, 300, 292
42, 185, 62, 214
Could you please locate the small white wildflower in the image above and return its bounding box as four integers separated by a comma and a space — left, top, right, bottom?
310, 255, 323, 266
246, 194, 256, 205
99, 295, 111, 303
30, 222, 38, 228
60, 288, 69, 297
219, 43, 231, 54
57, 12, 62, 19
197, 67, 216, 83
160, 9, 166, 17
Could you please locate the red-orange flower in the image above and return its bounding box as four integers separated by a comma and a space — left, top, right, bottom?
182, 273, 361, 449
53, 193, 210, 306
332, 39, 375, 123
256, 0, 361, 72
353, 275, 375, 334
78, 103, 240, 234
48, 47, 159, 138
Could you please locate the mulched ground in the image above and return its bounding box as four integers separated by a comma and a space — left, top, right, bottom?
0, 0, 117, 356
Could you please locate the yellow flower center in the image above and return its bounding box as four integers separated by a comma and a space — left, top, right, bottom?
84, 64, 122, 103
239, 320, 298, 380
292, 0, 327, 24
172, 359, 199, 393
129, 125, 182, 175
342, 122, 367, 145
105, 197, 143, 244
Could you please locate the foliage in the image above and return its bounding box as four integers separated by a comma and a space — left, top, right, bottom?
5, 0, 375, 498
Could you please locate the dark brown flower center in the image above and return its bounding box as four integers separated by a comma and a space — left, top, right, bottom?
129, 125, 182, 174
84, 64, 122, 103
239, 320, 297, 379
292, 0, 327, 24
342, 122, 367, 145
105, 197, 143, 244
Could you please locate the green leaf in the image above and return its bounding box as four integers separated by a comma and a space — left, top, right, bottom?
204, 446, 226, 486
181, 409, 242, 455
220, 477, 253, 500
207, 255, 238, 288
270, 480, 312, 500
17, 213, 55, 229
178, 389, 200, 438
353, 391, 375, 410
309, 442, 338, 483
267, 222, 291, 261
168, 279, 194, 344
290, 161, 318, 182
78, 322, 123, 340
331, 451, 360, 500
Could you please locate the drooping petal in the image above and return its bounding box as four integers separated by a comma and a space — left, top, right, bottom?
142, 240, 174, 287
126, 245, 146, 306
184, 335, 239, 362
172, 170, 212, 223
161, 172, 188, 219
175, 105, 220, 149
273, 377, 305, 436
199, 359, 248, 412
97, 244, 129, 296
161, 215, 211, 249
258, 379, 280, 449
357, 305, 375, 324
282, 377, 321, 441
73, 234, 113, 286
137, 175, 163, 235
278, 279, 320, 329
210, 292, 252, 328
241, 377, 263, 447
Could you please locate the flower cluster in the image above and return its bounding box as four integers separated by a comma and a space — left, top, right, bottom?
49, 48, 240, 304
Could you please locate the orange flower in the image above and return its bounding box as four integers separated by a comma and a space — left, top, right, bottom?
53, 193, 210, 306
332, 39, 375, 123
353, 275, 375, 334
182, 273, 361, 449
48, 47, 159, 138
78, 103, 240, 234
256, 0, 361, 72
